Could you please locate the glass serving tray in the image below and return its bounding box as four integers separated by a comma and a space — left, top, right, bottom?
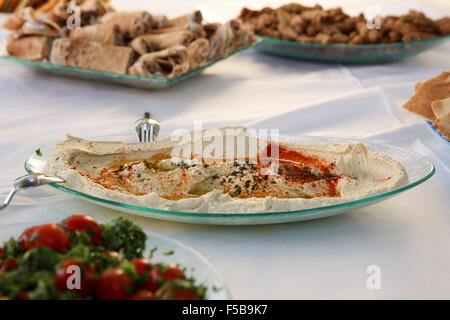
255, 35, 450, 63
24, 134, 434, 225
0, 42, 255, 89
0, 222, 230, 300
427, 121, 450, 145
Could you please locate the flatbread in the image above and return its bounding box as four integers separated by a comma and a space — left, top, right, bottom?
70, 23, 123, 46
433, 113, 450, 141
402, 71, 450, 120
6, 36, 51, 61
99, 11, 152, 39
50, 38, 133, 74
431, 97, 450, 119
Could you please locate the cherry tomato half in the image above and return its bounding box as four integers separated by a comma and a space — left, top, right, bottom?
21, 224, 69, 252
131, 258, 152, 275
62, 215, 102, 245
54, 258, 96, 297
158, 263, 184, 281
130, 290, 157, 300
20, 226, 40, 249
131, 258, 159, 292
96, 269, 133, 300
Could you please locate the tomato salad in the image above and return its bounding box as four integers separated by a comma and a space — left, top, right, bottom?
0, 216, 206, 300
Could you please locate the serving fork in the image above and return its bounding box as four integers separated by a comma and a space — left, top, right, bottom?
135, 112, 160, 143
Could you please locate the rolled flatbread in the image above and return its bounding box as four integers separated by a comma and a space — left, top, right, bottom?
50, 38, 134, 74
6, 36, 52, 61
167, 10, 202, 27
130, 30, 195, 55
128, 45, 189, 78
145, 22, 206, 39
17, 7, 63, 37
79, 0, 108, 16
188, 38, 210, 69
70, 23, 124, 46
151, 14, 168, 29
99, 11, 153, 39
207, 23, 233, 61
3, 10, 25, 30
21, 20, 63, 37
228, 18, 255, 50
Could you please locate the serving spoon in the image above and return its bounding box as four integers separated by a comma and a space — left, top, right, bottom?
0, 173, 65, 211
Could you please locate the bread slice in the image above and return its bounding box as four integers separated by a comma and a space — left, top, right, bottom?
69, 23, 124, 46
50, 38, 133, 74
403, 71, 450, 120
6, 36, 52, 61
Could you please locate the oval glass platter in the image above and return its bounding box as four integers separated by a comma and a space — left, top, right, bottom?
427, 121, 450, 145
24, 134, 434, 225
0, 221, 229, 300
0, 42, 254, 90
255, 35, 450, 63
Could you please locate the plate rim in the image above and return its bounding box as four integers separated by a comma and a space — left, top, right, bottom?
24, 135, 435, 219
143, 229, 231, 300
256, 34, 450, 49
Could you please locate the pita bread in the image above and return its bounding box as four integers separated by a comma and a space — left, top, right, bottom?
6, 36, 52, 61
402, 71, 450, 120
430, 98, 450, 140
3, 10, 25, 30
99, 11, 153, 39
415, 81, 422, 91
431, 97, 450, 119
50, 39, 133, 74
433, 113, 450, 141
70, 23, 124, 46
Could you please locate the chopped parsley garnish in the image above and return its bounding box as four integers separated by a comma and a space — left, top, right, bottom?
0, 217, 206, 300
163, 250, 174, 256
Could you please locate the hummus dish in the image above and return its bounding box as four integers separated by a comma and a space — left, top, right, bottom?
43, 128, 407, 213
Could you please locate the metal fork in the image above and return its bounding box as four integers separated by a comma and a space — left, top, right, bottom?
0, 173, 65, 211
134, 112, 160, 143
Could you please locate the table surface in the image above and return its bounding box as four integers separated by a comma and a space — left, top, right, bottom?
0, 0, 449, 299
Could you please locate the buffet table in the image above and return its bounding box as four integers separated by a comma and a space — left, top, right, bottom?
0, 0, 449, 299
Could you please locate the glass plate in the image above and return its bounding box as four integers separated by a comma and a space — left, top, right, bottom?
427, 121, 450, 145
255, 35, 450, 63
0, 221, 229, 300
24, 134, 434, 225
0, 43, 254, 89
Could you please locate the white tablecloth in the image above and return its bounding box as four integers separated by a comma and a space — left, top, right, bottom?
0, 0, 449, 299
